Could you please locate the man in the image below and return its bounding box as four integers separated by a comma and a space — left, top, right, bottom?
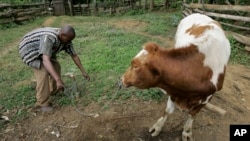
18, 25, 90, 112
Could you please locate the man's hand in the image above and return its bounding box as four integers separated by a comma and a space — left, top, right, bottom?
43, 55, 64, 91
71, 55, 90, 81
56, 78, 65, 92
83, 72, 90, 81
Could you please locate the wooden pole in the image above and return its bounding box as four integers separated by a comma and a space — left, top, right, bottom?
205, 103, 227, 117
67, 0, 73, 16
149, 0, 154, 11
188, 3, 250, 12
194, 8, 250, 22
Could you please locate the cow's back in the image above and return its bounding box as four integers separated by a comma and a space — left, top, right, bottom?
175, 13, 214, 48
174, 13, 231, 89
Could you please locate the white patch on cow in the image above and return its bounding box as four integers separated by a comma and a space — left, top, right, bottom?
198, 94, 213, 104
149, 115, 167, 136
158, 88, 167, 94
182, 114, 194, 141
135, 49, 148, 58
174, 13, 230, 89
203, 95, 212, 104
166, 96, 175, 114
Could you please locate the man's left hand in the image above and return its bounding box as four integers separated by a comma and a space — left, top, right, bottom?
83, 73, 90, 81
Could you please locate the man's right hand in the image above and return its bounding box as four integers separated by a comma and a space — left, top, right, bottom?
42, 55, 64, 91
56, 79, 65, 92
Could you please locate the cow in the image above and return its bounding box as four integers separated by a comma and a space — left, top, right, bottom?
121, 13, 231, 141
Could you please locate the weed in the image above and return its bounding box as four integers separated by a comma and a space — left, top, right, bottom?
228, 36, 250, 66
124, 9, 146, 16
135, 89, 163, 101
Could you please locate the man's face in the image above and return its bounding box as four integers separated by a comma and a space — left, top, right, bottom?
59, 33, 75, 44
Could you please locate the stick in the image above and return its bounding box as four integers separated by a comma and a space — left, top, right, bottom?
205, 103, 227, 117
108, 115, 147, 121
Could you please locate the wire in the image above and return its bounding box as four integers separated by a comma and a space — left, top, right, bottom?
63, 77, 123, 118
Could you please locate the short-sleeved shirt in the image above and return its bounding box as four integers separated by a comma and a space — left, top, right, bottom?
18, 27, 76, 69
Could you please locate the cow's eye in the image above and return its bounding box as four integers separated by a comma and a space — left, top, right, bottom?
131, 60, 139, 70
133, 65, 138, 69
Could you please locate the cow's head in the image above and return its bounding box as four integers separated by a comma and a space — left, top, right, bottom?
121, 42, 161, 89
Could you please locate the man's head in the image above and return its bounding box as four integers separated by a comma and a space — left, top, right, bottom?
58, 25, 76, 44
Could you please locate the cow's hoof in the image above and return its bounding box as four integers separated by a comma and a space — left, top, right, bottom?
182, 131, 193, 141
149, 126, 161, 137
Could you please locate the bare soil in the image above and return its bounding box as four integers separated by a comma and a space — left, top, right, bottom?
1, 17, 250, 141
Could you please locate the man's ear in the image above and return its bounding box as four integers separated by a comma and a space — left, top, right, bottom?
58, 32, 62, 40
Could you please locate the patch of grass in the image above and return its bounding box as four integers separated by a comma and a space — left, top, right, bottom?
123, 9, 147, 16
0, 16, 49, 49
130, 12, 182, 36
228, 36, 250, 66
135, 89, 164, 101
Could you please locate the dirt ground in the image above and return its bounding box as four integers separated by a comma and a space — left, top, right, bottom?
2, 64, 250, 141
1, 17, 250, 141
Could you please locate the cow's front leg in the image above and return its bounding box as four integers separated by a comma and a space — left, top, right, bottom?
149, 114, 167, 136
149, 96, 175, 136
182, 115, 194, 141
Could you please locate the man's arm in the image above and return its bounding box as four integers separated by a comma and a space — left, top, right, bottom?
42, 54, 64, 91
71, 54, 90, 81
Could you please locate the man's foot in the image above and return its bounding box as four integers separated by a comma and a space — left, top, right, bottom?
33, 105, 54, 113
40, 106, 54, 112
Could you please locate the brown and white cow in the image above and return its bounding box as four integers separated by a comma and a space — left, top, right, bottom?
121, 13, 230, 141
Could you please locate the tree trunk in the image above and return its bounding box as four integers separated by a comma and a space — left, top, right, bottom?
149, 0, 154, 11
93, 0, 97, 15
163, 0, 170, 10
144, 0, 147, 10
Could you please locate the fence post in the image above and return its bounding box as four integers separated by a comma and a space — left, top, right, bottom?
149, 0, 154, 11
53, 0, 65, 16
93, 0, 97, 15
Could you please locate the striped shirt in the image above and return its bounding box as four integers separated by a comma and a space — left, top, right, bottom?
18, 27, 76, 69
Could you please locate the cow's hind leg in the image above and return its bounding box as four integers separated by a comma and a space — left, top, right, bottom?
149, 96, 175, 136
182, 114, 194, 141
182, 103, 205, 141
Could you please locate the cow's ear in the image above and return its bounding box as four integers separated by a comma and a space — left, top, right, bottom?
131, 59, 140, 71
143, 42, 159, 53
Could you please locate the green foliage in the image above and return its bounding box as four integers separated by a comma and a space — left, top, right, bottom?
0, 23, 18, 30
0, 16, 47, 48
0, 0, 44, 4
130, 13, 179, 36
169, 12, 182, 27
135, 89, 164, 101
169, 0, 182, 9
123, 9, 147, 16
228, 36, 250, 65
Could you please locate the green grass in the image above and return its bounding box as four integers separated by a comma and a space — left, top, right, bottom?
228, 36, 250, 65
0, 12, 173, 129
0, 11, 249, 130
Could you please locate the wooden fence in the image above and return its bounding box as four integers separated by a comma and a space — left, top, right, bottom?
182, 1, 250, 51
0, 3, 48, 25
56, 0, 176, 16
0, 0, 173, 24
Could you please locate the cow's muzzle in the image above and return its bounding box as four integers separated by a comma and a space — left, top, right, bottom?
120, 76, 132, 88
